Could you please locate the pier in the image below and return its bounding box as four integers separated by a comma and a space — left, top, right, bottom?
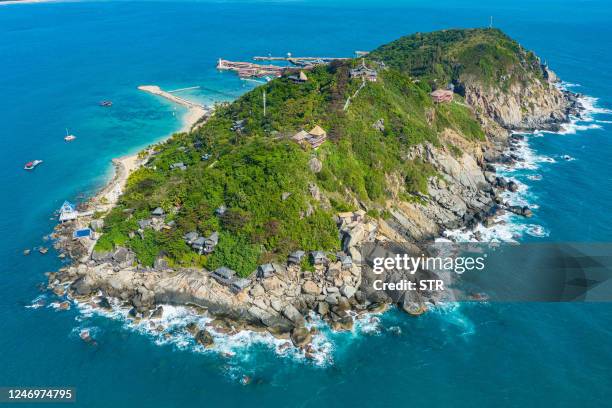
253, 55, 350, 66
138, 85, 206, 109
216, 59, 284, 79
218, 52, 355, 79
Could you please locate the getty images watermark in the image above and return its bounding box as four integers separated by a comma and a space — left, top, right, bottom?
364, 242, 612, 302
370, 253, 486, 292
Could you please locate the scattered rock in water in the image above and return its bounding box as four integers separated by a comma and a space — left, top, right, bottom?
97, 297, 112, 310
495, 177, 508, 189
23, 249, 31, 256
331, 316, 354, 331
483, 216, 497, 228
507, 181, 519, 192
39, 247, 48, 255
290, 326, 312, 348
185, 322, 198, 335
508, 205, 533, 218
367, 302, 387, 314
52, 286, 65, 297
277, 341, 292, 353
57, 301, 70, 311
150, 305, 164, 319
195, 329, 214, 347
79, 329, 97, 346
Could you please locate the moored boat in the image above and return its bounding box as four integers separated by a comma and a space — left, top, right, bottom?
24, 159, 43, 170
64, 128, 76, 142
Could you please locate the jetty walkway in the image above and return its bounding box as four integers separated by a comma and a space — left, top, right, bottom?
138, 85, 207, 110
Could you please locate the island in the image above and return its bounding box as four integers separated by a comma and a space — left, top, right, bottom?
47, 28, 582, 352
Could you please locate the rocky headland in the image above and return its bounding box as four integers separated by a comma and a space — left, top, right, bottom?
47, 28, 583, 353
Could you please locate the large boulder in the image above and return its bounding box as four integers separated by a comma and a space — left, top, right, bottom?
317, 301, 330, 316
150, 306, 164, 319
340, 284, 357, 299
290, 326, 312, 348
153, 257, 169, 270
308, 157, 323, 173
331, 316, 354, 331
282, 304, 305, 326
195, 329, 214, 347
249, 284, 265, 297
112, 247, 129, 263
97, 296, 112, 310
302, 280, 320, 295
71, 276, 94, 296
342, 224, 367, 252
90, 219, 104, 232
91, 250, 112, 263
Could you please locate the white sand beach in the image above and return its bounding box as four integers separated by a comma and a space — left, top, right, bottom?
92, 101, 207, 211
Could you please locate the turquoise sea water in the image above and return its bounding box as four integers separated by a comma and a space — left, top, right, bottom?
1, 1, 612, 406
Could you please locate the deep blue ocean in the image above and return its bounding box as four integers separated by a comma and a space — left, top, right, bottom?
1, 1, 612, 406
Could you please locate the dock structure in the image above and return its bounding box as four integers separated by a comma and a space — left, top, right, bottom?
218, 52, 353, 80
216, 59, 284, 79
138, 85, 207, 110
253, 55, 350, 67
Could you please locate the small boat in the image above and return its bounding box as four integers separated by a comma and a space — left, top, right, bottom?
99, 100, 113, 107
64, 128, 76, 142
24, 160, 43, 170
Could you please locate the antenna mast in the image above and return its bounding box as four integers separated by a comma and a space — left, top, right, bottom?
263, 90, 267, 117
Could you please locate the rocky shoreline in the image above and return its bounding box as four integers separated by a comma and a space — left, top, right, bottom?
45, 66, 584, 355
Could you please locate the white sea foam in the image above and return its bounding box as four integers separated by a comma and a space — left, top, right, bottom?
445, 88, 611, 244
430, 303, 476, 337
26, 294, 47, 309
525, 224, 550, 238
560, 81, 581, 88
70, 296, 391, 368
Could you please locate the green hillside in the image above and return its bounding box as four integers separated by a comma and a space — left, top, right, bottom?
94, 28, 539, 276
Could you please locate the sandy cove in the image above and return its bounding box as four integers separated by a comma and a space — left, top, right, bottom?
94, 89, 208, 211
50, 100, 208, 263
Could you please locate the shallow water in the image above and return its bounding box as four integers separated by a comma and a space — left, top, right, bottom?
1, 1, 612, 406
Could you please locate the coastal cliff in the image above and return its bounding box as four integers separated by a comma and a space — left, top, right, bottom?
49, 28, 580, 349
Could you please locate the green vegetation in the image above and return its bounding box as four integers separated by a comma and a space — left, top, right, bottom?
368, 28, 544, 88
95, 28, 541, 276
